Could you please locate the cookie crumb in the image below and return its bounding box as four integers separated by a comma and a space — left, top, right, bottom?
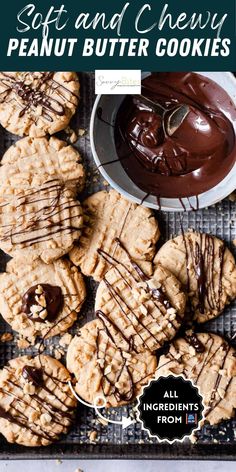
189, 432, 198, 443
17, 338, 30, 349
88, 430, 97, 442
54, 349, 62, 360
1, 333, 13, 342
28, 336, 36, 346
40, 412, 52, 426
35, 285, 43, 295
228, 192, 236, 202
29, 410, 40, 422
70, 131, 78, 143
98, 417, 108, 426
59, 333, 72, 347
189, 346, 196, 356
78, 128, 86, 137
65, 126, 79, 143
23, 382, 36, 395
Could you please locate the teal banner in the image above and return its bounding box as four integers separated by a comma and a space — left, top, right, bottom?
0, 0, 235, 70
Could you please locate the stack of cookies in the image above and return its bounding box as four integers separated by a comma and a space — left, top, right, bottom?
0, 71, 235, 448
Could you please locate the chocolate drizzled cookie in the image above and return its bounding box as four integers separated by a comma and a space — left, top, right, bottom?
0, 179, 83, 263
69, 190, 160, 281
0, 72, 79, 137
95, 239, 186, 353
67, 319, 157, 408
156, 333, 236, 426
0, 257, 86, 339
0, 355, 76, 446
155, 231, 236, 323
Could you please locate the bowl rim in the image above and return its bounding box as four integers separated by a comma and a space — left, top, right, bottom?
90, 72, 236, 212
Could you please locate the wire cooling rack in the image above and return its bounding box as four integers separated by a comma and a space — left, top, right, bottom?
0, 72, 235, 459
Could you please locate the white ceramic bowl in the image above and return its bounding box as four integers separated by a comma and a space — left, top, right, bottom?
90, 72, 236, 212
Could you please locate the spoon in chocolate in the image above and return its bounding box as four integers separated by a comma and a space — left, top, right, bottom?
133, 94, 190, 136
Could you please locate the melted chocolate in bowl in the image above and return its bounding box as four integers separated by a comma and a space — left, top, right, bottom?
115, 72, 236, 199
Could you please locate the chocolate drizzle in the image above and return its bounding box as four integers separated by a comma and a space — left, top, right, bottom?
96, 309, 133, 352
0, 179, 81, 249
22, 365, 44, 387
92, 315, 157, 404
95, 325, 134, 403
204, 343, 231, 417
185, 333, 205, 353
0, 359, 75, 444
96, 238, 181, 352
159, 333, 235, 421
182, 231, 225, 315
21, 283, 63, 322
0, 72, 79, 123
114, 72, 236, 200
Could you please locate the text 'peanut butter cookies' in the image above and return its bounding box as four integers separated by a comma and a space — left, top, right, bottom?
0, 258, 86, 339
0, 136, 85, 196
0, 179, 83, 264
155, 231, 236, 323
67, 320, 157, 408
69, 190, 160, 281
0, 72, 79, 137
0, 355, 76, 447
156, 333, 236, 426
95, 239, 186, 353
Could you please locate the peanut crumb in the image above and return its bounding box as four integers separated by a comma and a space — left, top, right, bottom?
35, 285, 43, 295
28, 336, 36, 346
97, 417, 108, 426
69, 131, 78, 144
23, 382, 36, 395
167, 307, 176, 315
189, 346, 196, 356
147, 279, 160, 290
40, 412, 52, 426
104, 365, 111, 375
59, 333, 72, 347
228, 192, 236, 202
36, 294, 47, 308
78, 128, 86, 137
29, 410, 40, 422
139, 304, 148, 316
39, 309, 48, 320
1, 333, 13, 342
88, 430, 97, 442
54, 349, 62, 360
17, 338, 30, 349
189, 432, 198, 444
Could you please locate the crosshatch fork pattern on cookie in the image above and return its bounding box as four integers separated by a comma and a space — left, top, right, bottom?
0, 72, 235, 455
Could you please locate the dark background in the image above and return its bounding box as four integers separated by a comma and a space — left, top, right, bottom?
0, 0, 235, 70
